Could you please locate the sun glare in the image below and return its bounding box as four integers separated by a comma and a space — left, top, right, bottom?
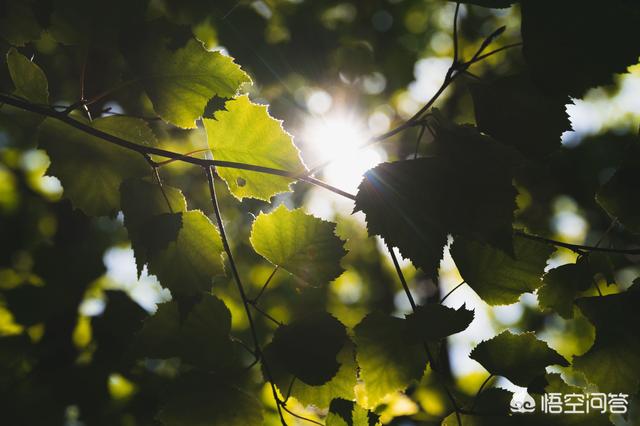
302, 114, 385, 192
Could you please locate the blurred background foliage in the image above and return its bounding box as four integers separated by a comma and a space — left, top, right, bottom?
0, 0, 639, 425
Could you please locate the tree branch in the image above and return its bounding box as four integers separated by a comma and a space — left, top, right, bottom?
0, 93, 355, 201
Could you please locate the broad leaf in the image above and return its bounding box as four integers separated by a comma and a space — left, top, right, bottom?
7, 48, 49, 104
353, 312, 427, 407
269, 312, 347, 385
470, 74, 570, 158
120, 177, 187, 274
596, 165, 640, 234
146, 211, 225, 298
250, 205, 346, 285
0, 0, 41, 46
537, 261, 592, 319
265, 341, 357, 408
470, 331, 569, 386
451, 235, 554, 305
573, 283, 640, 393
138, 40, 250, 128
158, 374, 263, 426
521, 0, 640, 97
204, 95, 306, 200
326, 399, 381, 426
355, 122, 517, 277
38, 117, 151, 216
405, 303, 474, 341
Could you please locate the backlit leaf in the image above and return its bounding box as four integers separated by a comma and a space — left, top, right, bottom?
0, 0, 41, 46
470, 331, 569, 387
573, 282, 640, 393
354, 312, 427, 407
146, 211, 225, 298
38, 117, 151, 216
250, 205, 346, 285
205, 95, 306, 200
7, 48, 49, 104
138, 40, 250, 128
451, 235, 553, 305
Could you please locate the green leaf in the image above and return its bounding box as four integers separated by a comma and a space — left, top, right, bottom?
265, 341, 357, 408
355, 121, 517, 277
145, 211, 225, 299
326, 399, 381, 426
120, 177, 187, 274
537, 261, 592, 319
269, 312, 347, 386
596, 164, 640, 233
451, 235, 554, 305
470, 331, 569, 387
136, 295, 242, 372
38, 117, 151, 216
573, 283, 640, 393
470, 74, 571, 159
250, 205, 346, 285
405, 303, 474, 341
158, 374, 263, 426
6, 48, 49, 104
0, 0, 41, 46
521, 0, 640, 97
353, 312, 427, 407
204, 95, 306, 200
139, 39, 251, 128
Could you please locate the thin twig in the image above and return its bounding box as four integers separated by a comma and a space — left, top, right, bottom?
386, 244, 463, 426
248, 301, 283, 327
471, 374, 493, 410
251, 265, 280, 303
279, 404, 323, 426
440, 281, 466, 304
515, 230, 640, 255
414, 125, 427, 159
0, 93, 355, 201
205, 167, 288, 426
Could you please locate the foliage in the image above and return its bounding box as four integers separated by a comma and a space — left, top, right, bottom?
0, 1, 639, 425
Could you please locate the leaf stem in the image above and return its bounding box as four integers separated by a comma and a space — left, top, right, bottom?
440, 281, 466, 304
0, 93, 354, 200
205, 166, 288, 426
471, 374, 493, 410
386, 243, 463, 426
515, 230, 640, 255
251, 265, 279, 304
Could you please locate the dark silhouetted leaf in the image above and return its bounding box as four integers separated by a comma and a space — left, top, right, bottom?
270, 312, 347, 385
471, 74, 571, 158
521, 0, 640, 97
326, 398, 381, 426
596, 164, 640, 234
537, 261, 592, 319
405, 303, 474, 341
573, 282, 640, 393
355, 121, 517, 277
451, 235, 554, 305
470, 331, 568, 386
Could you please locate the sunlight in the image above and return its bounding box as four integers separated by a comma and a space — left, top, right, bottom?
302, 113, 385, 193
